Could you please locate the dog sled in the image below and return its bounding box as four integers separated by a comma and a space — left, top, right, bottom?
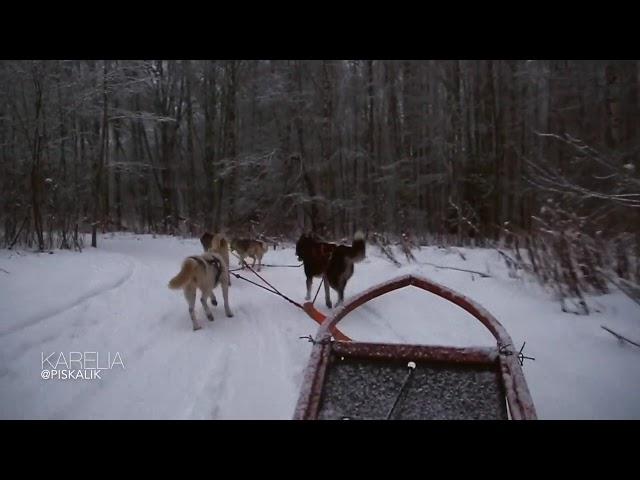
295, 274, 537, 420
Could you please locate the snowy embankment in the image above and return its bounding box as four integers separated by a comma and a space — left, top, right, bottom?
0, 233, 639, 419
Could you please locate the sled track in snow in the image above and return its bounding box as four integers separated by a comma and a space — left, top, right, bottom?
0, 257, 136, 338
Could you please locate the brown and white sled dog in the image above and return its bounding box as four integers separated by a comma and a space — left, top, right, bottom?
168, 252, 233, 331
230, 238, 267, 271
295, 231, 366, 308
200, 231, 232, 285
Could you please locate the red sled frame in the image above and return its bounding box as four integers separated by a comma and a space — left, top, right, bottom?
294, 274, 537, 420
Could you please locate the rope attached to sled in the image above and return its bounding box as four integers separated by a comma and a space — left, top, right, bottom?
312, 277, 324, 304
386, 361, 417, 420
229, 255, 351, 342
260, 262, 303, 268
299, 334, 332, 345
228, 252, 351, 341
229, 265, 304, 310
229, 263, 302, 271
498, 342, 536, 366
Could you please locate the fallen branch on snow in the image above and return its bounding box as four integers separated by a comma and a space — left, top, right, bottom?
595, 268, 640, 308
601, 325, 640, 350
370, 234, 401, 267
399, 235, 417, 263
420, 262, 491, 278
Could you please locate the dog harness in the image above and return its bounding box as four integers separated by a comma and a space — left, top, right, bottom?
310, 243, 336, 263
189, 255, 223, 286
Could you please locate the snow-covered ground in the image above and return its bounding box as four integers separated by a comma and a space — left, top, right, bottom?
1, 233, 639, 419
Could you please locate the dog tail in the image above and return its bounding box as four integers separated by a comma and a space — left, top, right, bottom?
348, 230, 366, 262
168, 258, 195, 290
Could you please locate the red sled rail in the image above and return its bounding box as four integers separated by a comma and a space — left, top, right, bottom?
295, 274, 537, 420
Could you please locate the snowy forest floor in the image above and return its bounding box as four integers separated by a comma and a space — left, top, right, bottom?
1, 233, 639, 419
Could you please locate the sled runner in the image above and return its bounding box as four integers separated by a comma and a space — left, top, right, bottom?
295, 274, 537, 420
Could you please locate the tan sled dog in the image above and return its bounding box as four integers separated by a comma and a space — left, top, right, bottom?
230, 238, 267, 271
200, 231, 232, 285
168, 252, 233, 331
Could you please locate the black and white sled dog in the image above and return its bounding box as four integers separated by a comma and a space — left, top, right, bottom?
295, 231, 366, 308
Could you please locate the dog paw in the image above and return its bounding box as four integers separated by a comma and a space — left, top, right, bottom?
226, 312, 234, 318
211, 298, 218, 306
193, 325, 202, 331
207, 314, 214, 322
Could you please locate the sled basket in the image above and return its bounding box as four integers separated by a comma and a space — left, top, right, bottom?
294, 274, 537, 420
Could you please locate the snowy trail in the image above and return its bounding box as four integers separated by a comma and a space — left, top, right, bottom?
0, 250, 135, 338
0, 257, 135, 338
1, 234, 639, 419
0, 235, 315, 419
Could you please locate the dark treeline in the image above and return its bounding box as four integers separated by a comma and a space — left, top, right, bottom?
1, 61, 639, 302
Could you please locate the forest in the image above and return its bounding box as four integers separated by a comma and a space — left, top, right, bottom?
1, 60, 639, 312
